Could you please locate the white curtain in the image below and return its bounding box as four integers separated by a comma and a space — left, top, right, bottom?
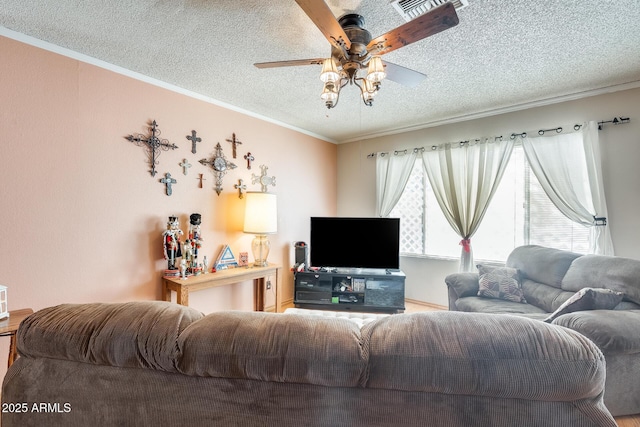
522, 121, 614, 255
375, 150, 417, 217
421, 138, 515, 271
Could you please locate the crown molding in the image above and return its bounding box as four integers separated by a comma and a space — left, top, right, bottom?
340, 80, 640, 144
0, 26, 337, 144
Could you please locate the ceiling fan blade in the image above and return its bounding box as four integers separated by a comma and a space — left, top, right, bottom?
367, 2, 458, 56
382, 61, 427, 88
295, 0, 351, 51
254, 58, 326, 68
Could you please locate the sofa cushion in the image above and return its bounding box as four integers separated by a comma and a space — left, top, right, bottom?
544, 288, 624, 323
454, 296, 547, 315
552, 310, 640, 355
561, 254, 640, 305
16, 301, 203, 372
521, 280, 575, 312
362, 311, 606, 401
477, 265, 526, 303
177, 311, 367, 387
445, 272, 480, 299
615, 301, 640, 310
506, 245, 581, 288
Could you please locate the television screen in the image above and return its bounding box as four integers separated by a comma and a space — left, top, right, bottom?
310, 217, 400, 269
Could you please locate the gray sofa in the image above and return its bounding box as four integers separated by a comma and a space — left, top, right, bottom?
2, 301, 616, 426
445, 245, 640, 416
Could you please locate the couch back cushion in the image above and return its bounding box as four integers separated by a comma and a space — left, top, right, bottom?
361, 311, 606, 401
17, 301, 203, 372
177, 311, 367, 387
506, 245, 581, 288
521, 280, 575, 312
561, 254, 640, 305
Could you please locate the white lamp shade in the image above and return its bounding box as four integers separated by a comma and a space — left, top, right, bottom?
321, 83, 339, 102
366, 57, 386, 83
320, 58, 340, 83
243, 192, 277, 234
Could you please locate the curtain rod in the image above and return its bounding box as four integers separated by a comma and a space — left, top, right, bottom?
366, 116, 630, 158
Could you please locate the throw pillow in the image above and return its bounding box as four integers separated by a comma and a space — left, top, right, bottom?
477, 265, 527, 303
544, 287, 624, 323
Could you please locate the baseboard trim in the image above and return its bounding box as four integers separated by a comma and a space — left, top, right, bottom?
405, 299, 447, 311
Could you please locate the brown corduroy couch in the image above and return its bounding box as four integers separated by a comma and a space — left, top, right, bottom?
2, 301, 616, 426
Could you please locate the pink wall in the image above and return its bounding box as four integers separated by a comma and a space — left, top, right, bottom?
0, 34, 337, 372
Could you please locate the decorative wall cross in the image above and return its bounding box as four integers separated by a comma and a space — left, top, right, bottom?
197, 173, 207, 189
199, 143, 237, 195
160, 172, 177, 196
244, 152, 255, 169
179, 159, 192, 175
252, 164, 276, 192
125, 120, 178, 177
226, 133, 242, 158
186, 130, 201, 154
234, 179, 247, 198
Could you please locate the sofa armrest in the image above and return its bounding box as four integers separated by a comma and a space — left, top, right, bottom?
16, 302, 204, 372
445, 273, 479, 309
552, 310, 640, 355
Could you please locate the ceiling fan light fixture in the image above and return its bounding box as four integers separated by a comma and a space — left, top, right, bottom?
320, 58, 340, 83
366, 57, 386, 83
320, 82, 339, 108
255, 0, 460, 109
361, 79, 377, 105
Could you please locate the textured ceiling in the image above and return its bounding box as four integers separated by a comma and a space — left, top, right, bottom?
1, 0, 639, 143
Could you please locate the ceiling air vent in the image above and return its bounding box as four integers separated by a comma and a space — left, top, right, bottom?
391, 0, 468, 22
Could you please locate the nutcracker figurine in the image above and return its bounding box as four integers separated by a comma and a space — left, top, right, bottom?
188, 213, 204, 273
162, 216, 183, 270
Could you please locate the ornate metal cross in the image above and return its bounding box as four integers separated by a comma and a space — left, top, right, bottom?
252, 164, 276, 192
179, 159, 192, 175
199, 143, 237, 195
186, 130, 201, 154
244, 152, 255, 169
160, 172, 177, 196
226, 133, 242, 158
234, 179, 247, 198
125, 120, 178, 177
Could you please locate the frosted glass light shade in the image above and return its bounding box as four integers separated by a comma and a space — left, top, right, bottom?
321, 83, 339, 102
320, 58, 340, 83
361, 78, 377, 102
366, 57, 386, 83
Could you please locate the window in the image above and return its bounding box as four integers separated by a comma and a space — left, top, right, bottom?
390, 144, 590, 262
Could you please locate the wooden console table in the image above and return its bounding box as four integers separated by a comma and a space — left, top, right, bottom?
162, 264, 282, 312
0, 308, 34, 368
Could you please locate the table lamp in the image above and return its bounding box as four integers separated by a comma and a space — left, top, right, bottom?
243, 192, 277, 267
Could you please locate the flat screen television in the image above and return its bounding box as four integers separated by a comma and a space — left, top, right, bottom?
309, 217, 400, 270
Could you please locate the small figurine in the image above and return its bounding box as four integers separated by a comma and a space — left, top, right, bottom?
180, 259, 187, 280
203, 256, 209, 274
183, 239, 193, 273
188, 213, 204, 273
162, 216, 183, 270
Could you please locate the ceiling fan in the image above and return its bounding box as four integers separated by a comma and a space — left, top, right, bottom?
254, 0, 459, 108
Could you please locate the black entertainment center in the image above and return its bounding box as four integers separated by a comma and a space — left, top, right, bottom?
294, 217, 406, 313
294, 268, 405, 313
